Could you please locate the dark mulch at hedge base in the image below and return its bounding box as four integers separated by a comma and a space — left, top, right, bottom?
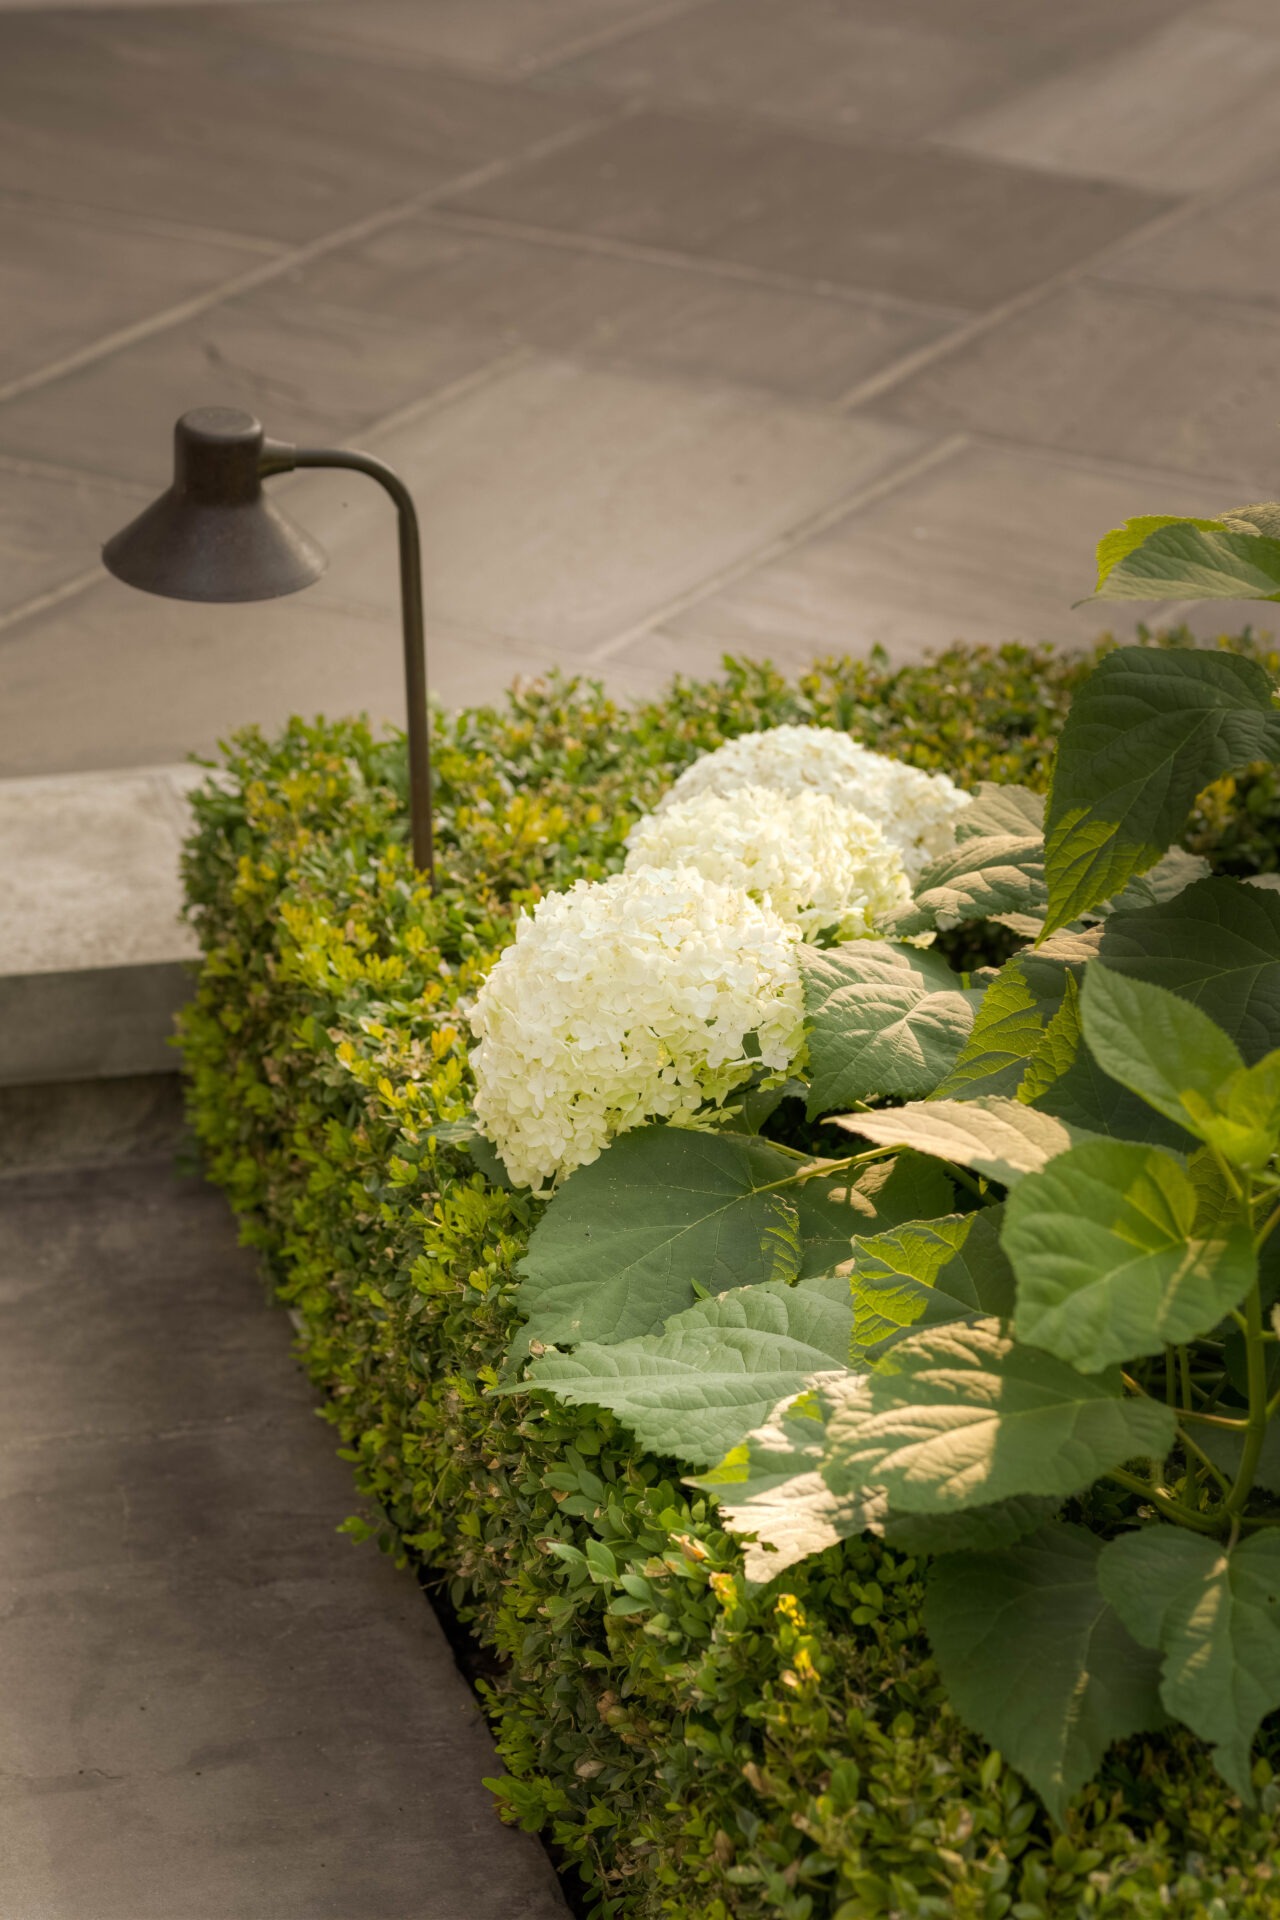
178, 634, 1280, 1920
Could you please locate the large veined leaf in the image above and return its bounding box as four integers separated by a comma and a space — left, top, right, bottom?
802, 941, 983, 1113
955, 782, 1045, 841
1042, 648, 1280, 934
513, 1274, 856, 1469
1099, 878, 1280, 1065
925, 1522, 1165, 1824
515, 1128, 805, 1351
1081, 964, 1280, 1171
849, 1208, 1015, 1365
883, 1495, 1059, 1556
1100, 1528, 1280, 1802
515, 1127, 947, 1351
694, 1377, 882, 1583
933, 932, 1098, 1101
834, 1096, 1096, 1186
1093, 509, 1280, 603
889, 830, 1046, 937
820, 1318, 1177, 1513
1024, 971, 1193, 1150
1095, 845, 1211, 916
1006, 1140, 1256, 1372
792, 1149, 955, 1276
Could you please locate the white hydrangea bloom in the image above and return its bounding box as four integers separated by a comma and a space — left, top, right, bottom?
469, 866, 803, 1190
660, 724, 971, 878
625, 785, 910, 941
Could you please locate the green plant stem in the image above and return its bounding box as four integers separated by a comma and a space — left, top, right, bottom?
1105, 1467, 1222, 1534
1178, 1425, 1232, 1497
1179, 1346, 1194, 1413
1226, 1278, 1269, 1518
1177, 1407, 1249, 1431
1257, 1198, 1280, 1250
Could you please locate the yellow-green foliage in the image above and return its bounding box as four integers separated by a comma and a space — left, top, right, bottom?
180, 644, 1280, 1919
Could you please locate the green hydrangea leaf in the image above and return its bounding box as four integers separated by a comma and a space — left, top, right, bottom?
1099, 1528, 1280, 1802
1006, 1140, 1256, 1372
848, 1208, 1015, 1365
516, 1128, 809, 1350
889, 831, 1046, 937
1099, 878, 1280, 1065
883, 1495, 1059, 1556
955, 782, 1046, 840
514, 1274, 856, 1469
1080, 963, 1280, 1168
821, 1319, 1176, 1512
933, 932, 1098, 1101
926, 1522, 1165, 1824
694, 1376, 881, 1583
801, 940, 983, 1114
1093, 516, 1280, 603
1042, 649, 1280, 934
834, 1095, 1098, 1187
792, 1149, 955, 1277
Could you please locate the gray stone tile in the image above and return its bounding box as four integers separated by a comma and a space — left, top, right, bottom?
281, 214, 957, 403
0, 586, 554, 776
246, 0, 683, 73
443, 110, 1170, 310
540, 0, 1192, 140
1099, 176, 1280, 311
648, 441, 1270, 666
0, 195, 267, 389
295, 356, 931, 649
873, 279, 1280, 490
1201, 0, 1280, 26
0, 8, 594, 242
0, 1162, 567, 1920
941, 16, 1280, 192
0, 460, 148, 616
0, 283, 509, 485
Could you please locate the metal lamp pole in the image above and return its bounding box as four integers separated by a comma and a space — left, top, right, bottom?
102, 407, 435, 886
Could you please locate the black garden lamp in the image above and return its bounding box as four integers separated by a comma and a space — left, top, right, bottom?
102, 406, 435, 885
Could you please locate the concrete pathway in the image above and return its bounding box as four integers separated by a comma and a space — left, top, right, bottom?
0, 1151, 568, 1920
0, 0, 1277, 775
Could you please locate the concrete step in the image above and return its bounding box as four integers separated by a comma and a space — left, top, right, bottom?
0, 765, 198, 1088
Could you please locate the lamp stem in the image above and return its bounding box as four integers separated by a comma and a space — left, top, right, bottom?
263, 441, 436, 887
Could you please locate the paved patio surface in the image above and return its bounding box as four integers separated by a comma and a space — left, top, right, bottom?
0, 0, 1277, 774
0, 1151, 568, 1919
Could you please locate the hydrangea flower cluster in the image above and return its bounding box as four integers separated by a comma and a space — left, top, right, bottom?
658, 724, 970, 879
625, 784, 910, 940
468, 866, 803, 1190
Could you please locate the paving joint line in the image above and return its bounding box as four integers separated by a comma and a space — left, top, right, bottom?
419, 205, 968, 323
0, 103, 629, 413
834, 170, 1250, 414
585, 432, 971, 666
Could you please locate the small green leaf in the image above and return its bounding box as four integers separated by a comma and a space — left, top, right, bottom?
890, 831, 1046, 937
694, 1377, 882, 1583
1099, 1528, 1280, 1802
1042, 648, 1280, 934
835, 1095, 1097, 1187
1095, 514, 1220, 589
926, 1522, 1165, 1824
792, 1150, 955, 1277
849, 1208, 1015, 1364
820, 1319, 1177, 1512
801, 940, 982, 1113
1006, 1140, 1255, 1372
934, 933, 1097, 1102
514, 1275, 857, 1469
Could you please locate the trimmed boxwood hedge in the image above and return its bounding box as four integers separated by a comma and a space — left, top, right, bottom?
178, 637, 1280, 1920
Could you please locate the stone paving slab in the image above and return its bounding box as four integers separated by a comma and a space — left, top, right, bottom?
0, 0, 1276, 778
0, 1157, 568, 1920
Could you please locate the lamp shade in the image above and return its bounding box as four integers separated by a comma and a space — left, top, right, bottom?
102, 407, 327, 603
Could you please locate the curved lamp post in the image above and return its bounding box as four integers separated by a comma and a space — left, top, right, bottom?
102, 406, 435, 886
